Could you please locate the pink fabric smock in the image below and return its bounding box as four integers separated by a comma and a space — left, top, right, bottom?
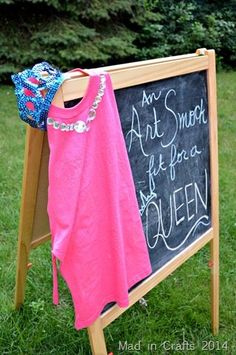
47, 69, 152, 330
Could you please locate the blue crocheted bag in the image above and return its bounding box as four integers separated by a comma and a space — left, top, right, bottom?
11, 62, 64, 130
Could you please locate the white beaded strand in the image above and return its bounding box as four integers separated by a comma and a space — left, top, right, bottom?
47, 73, 106, 133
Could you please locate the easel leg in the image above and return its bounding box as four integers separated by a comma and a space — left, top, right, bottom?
210, 236, 219, 335
15, 127, 45, 308
15, 239, 31, 308
87, 318, 107, 355
206, 49, 219, 336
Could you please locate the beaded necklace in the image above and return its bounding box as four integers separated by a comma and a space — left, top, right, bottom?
47, 72, 106, 133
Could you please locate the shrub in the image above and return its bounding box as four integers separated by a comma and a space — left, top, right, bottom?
0, 0, 235, 82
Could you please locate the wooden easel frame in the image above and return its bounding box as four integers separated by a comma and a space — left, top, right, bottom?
15, 49, 219, 354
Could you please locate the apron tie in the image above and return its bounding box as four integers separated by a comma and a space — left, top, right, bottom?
52, 253, 59, 305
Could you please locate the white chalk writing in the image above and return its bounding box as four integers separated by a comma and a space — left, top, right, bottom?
126, 87, 209, 251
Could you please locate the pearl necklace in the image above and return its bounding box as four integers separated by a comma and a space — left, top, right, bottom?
47, 73, 106, 133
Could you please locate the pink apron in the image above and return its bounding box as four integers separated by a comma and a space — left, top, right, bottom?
47, 69, 152, 329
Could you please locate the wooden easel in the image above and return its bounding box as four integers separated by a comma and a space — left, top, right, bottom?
15, 49, 219, 354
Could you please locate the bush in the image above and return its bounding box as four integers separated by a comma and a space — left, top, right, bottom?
0, 0, 235, 82
136, 1, 236, 68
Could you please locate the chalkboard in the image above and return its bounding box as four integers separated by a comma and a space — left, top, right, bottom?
15, 52, 219, 347
115, 71, 211, 272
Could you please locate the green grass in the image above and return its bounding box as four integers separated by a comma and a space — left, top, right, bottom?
0, 71, 236, 354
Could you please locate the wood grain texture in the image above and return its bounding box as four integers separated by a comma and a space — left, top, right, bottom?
60, 56, 208, 102
15, 127, 45, 308
206, 49, 220, 335
87, 318, 107, 355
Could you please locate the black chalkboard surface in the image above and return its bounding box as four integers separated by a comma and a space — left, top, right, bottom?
115, 71, 211, 272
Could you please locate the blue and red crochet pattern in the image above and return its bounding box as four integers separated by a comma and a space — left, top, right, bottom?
11, 62, 64, 130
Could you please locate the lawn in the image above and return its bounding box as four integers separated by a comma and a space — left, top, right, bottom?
0, 71, 235, 354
